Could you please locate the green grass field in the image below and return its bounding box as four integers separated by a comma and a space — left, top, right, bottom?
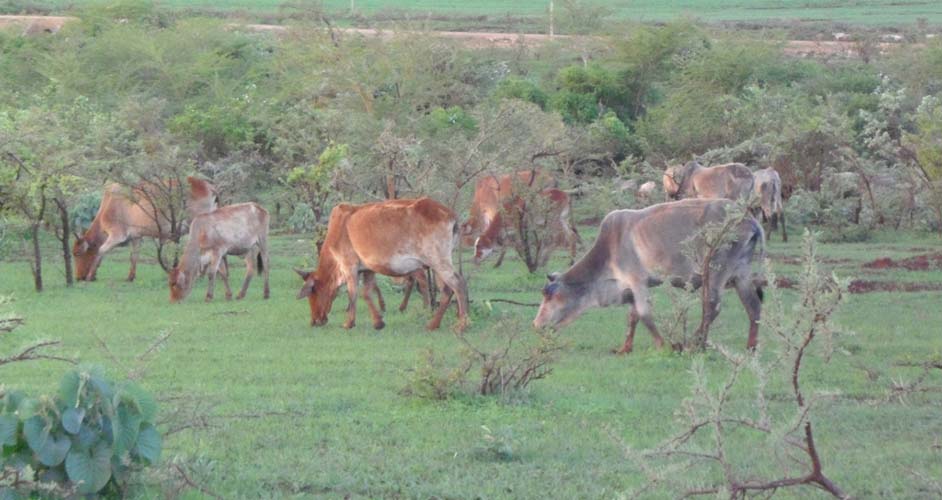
2, 225, 941, 498
19, 0, 942, 25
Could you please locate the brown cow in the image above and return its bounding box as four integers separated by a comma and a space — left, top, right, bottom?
533, 199, 764, 354
461, 170, 556, 266
663, 161, 755, 202
753, 167, 787, 242
73, 177, 217, 281
168, 202, 270, 303
296, 198, 468, 331
473, 187, 579, 268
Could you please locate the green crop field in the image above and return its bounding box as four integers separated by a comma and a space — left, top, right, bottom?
2, 226, 941, 498
17, 0, 942, 25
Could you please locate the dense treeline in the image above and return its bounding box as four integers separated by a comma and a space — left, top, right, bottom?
2, 2, 942, 290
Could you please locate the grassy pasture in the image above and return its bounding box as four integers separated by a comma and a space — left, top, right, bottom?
19, 0, 942, 25
1, 226, 941, 498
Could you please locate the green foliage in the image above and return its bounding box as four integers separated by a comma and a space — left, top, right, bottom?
0, 367, 161, 496
286, 203, 317, 234
422, 106, 478, 136
908, 95, 942, 181
549, 90, 598, 124
69, 192, 102, 233
474, 425, 516, 462
492, 77, 548, 109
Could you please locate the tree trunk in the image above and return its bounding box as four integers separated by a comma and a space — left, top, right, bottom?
56, 198, 74, 286
30, 222, 43, 292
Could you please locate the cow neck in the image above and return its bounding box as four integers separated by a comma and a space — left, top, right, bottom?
313, 245, 340, 284
179, 231, 203, 282
561, 230, 612, 287
83, 218, 107, 248
479, 212, 503, 246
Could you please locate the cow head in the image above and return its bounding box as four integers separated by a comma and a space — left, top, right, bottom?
473, 235, 497, 265
186, 176, 219, 216
662, 166, 683, 201
295, 268, 338, 326
459, 220, 478, 247
72, 234, 98, 281
533, 273, 592, 330
168, 266, 192, 303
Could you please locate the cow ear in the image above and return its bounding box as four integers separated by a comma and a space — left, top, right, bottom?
297, 280, 315, 299
547, 272, 560, 282
294, 268, 311, 280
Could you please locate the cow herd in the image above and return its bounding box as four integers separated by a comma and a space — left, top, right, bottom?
73, 162, 785, 353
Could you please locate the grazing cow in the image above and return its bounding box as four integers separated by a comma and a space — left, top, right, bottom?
533, 199, 764, 354
473, 187, 579, 268
73, 177, 217, 282
663, 161, 755, 202
753, 167, 787, 242
461, 170, 556, 262
168, 203, 270, 303
296, 198, 468, 331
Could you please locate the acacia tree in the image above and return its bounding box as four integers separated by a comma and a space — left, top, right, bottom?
905, 95, 942, 233
0, 95, 109, 291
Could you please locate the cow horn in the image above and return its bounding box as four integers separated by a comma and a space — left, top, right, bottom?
547, 272, 560, 282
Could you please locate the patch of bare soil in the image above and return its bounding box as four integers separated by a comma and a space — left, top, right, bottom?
848, 279, 942, 294
863, 253, 942, 271
0, 15, 913, 58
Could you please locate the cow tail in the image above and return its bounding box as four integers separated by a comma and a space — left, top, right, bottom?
453, 220, 463, 276
257, 252, 264, 272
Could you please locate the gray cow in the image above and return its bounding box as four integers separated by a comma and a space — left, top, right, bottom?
753, 167, 787, 242
533, 199, 764, 354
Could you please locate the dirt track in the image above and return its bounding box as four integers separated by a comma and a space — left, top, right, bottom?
0, 14, 907, 57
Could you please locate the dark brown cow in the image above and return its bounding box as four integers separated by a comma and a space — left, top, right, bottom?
534, 199, 764, 354
461, 170, 556, 260
663, 161, 755, 202
168, 202, 270, 303
296, 198, 468, 331
473, 187, 579, 267
73, 177, 217, 281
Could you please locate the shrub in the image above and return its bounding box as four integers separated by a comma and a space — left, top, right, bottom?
286, 202, 317, 234
492, 78, 548, 110
0, 367, 161, 496
402, 318, 565, 400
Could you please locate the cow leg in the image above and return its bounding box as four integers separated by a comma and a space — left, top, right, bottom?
342, 272, 358, 329
779, 210, 787, 242
219, 256, 233, 301
615, 307, 641, 355
694, 286, 723, 344
427, 267, 468, 332
235, 249, 257, 300
359, 271, 385, 330
127, 238, 141, 282
87, 233, 126, 281
398, 276, 413, 312
259, 240, 270, 299
630, 285, 665, 351
372, 278, 387, 313
493, 247, 507, 268
735, 278, 762, 351
416, 270, 432, 310
205, 251, 224, 302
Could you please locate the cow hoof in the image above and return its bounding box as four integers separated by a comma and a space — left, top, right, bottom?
225, 294, 233, 301
342, 320, 355, 329
373, 320, 385, 330
425, 321, 441, 331
671, 342, 685, 353
204, 296, 213, 303
236, 293, 246, 301
612, 346, 632, 355
127, 276, 136, 282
